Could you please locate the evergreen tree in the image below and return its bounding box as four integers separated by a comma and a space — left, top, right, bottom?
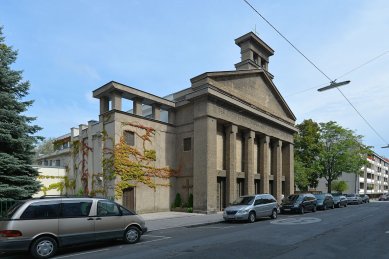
0, 26, 42, 199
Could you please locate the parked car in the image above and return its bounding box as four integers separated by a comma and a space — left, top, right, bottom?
378, 193, 389, 201
345, 194, 363, 205
359, 194, 370, 203
0, 197, 147, 258
223, 194, 278, 223
332, 194, 348, 208
314, 193, 335, 210
280, 193, 317, 214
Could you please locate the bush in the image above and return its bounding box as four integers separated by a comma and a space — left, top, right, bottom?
174, 193, 182, 208
187, 207, 193, 213
188, 193, 193, 208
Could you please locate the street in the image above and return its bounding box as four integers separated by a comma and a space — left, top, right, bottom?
2, 202, 389, 259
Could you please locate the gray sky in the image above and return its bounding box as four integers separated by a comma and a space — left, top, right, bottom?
1, 0, 388, 157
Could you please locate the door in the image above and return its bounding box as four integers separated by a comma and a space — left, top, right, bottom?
217, 177, 226, 210
58, 199, 94, 246
94, 200, 125, 240
123, 187, 135, 212
254, 198, 266, 217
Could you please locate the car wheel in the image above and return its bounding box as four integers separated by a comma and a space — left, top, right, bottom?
332, 203, 335, 209
270, 209, 277, 219
124, 226, 141, 244
312, 205, 317, 212
30, 236, 58, 259
323, 204, 327, 210
299, 206, 304, 214
248, 211, 256, 223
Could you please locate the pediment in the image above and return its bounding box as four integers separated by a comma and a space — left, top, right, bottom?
204, 71, 296, 122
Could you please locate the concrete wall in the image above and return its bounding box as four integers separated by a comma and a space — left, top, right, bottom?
33, 167, 67, 197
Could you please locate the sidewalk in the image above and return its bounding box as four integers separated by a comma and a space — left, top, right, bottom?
140, 211, 224, 231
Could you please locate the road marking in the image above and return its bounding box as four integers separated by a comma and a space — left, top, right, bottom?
385, 231, 389, 234
270, 217, 322, 225
54, 248, 109, 258
136, 236, 171, 244
197, 226, 234, 229
143, 234, 170, 238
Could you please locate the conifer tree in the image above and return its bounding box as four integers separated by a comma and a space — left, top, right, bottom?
0, 26, 42, 199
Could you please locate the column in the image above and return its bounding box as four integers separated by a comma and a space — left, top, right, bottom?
259, 135, 270, 194
152, 104, 161, 120
272, 140, 282, 202
193, 116, 217, 213
100, 97, 109, 114
244, 130, 255, 195
133, 97, 143, 116
110, 91, 122, 111
226, 124, 238, 204
282, 142, 294, 196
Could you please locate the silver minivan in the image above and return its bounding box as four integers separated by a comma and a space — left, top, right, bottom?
223, 194, 278, 223
0, 197, 147, 258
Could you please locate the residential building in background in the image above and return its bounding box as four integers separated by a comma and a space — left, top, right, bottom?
35, 32, 297, 213
317, 152, 389, 196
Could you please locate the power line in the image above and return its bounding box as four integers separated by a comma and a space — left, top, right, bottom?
243, 0, 389, 145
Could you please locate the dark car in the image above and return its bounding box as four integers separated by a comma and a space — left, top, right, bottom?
314, 193, 335, 210
332, 194, 348, 208
281, 193, 317, 214
359, 194, 370, 203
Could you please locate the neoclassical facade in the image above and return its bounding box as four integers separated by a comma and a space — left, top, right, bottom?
36, 32, 297, 213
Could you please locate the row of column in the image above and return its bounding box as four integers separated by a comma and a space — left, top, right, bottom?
99, 92, 175, 123
225, 124, 294, 203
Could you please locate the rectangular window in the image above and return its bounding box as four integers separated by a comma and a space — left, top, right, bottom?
20, 201, 60, 219
124, 131, 135, 146
61, 200, 92, 218
183, 137, 191, 151
97, 200, 120, 217
55, 160, 60, 167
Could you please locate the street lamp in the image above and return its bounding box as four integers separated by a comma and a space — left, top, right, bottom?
317, 80, 351, 92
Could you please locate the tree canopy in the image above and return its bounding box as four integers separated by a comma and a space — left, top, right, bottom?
294, 120, 370, 193
0, 26, 42, 199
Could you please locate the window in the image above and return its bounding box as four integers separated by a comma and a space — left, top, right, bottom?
119, 205, 134, 215
124, 131, 135, 146
55, 160, 61, 167
97, 200, 120, 217
254, 199, 264, 205
49, 160, 53, 166
183, 137, 191, 151
20, 201, 60, 219
61, 200, 92, 218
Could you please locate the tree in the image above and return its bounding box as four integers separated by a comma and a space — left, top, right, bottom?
318, 121, 369, 193
331, 180, 348, 193
294, 119, 322, 189
33, 137, 54, 160
0, 26, 42, 199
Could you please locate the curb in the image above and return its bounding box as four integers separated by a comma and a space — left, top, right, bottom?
147, 220, 225, 232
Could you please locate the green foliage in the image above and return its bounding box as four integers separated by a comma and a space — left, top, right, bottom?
187, 207, 193, 213
294, 119, 322, 189
0, 27, 42, 199
188, 193, 193, 208
173, 193, 182, 208
331, 180, 348, 193
144, 149, 156, 161
34, 138, 55, 159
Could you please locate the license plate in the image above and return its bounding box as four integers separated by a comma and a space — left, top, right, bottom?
283, 208, 291, 211
228, 215, 235, 219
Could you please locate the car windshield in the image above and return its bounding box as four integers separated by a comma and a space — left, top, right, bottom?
346, 194, 356, 197
314, 194, 325, 200
232, 196, 254, 205
287, 195, 303, 202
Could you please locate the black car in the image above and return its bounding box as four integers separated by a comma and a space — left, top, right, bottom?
359, 194, 370, 203
314, 193, 335, 210
332, 194, 348, 208
378, 194, 389, 201
281, 193, 317, 214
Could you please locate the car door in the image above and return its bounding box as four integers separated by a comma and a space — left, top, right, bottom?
94, 200, 125, 240
302, 196, 311, 211
58, 199, 94, 246
253, 198, 265, 217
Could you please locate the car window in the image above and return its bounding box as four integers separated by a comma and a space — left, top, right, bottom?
1, 201, 26, 219
254, 199, 265, 205
119, 205, 134, 215
232, 196, 254, 205
61, 200, 92, 218
97, 200, 120, 216
20, 201, 60, 220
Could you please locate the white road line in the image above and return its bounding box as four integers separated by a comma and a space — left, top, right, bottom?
385, 231, 389, 234
143, 234, 170, 238
54, 248, 109, 258
198, 226, 235, 229
137, 236, 172, 244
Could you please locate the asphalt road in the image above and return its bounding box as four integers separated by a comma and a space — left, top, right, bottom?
2, 202, 389, 259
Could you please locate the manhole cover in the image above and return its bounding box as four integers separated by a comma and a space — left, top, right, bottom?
270, 217, 321, 225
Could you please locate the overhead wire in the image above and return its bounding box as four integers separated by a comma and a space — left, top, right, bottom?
242, 0, 389, 145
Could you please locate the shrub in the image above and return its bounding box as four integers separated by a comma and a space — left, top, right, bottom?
174, 193, 182, 208
188, 193, 193, 208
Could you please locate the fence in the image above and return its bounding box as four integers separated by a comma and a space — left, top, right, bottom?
0, 200, 17, 218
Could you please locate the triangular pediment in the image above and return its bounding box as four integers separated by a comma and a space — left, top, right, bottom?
193, 70, 296, 123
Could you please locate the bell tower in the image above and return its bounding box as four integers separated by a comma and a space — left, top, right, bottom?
234, 32, 274, 71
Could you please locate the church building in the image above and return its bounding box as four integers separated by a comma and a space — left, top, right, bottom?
36, 32, 297, 214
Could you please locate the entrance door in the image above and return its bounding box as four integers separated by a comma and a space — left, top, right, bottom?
217, 177, 226, 211
123, 187, 135, 212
